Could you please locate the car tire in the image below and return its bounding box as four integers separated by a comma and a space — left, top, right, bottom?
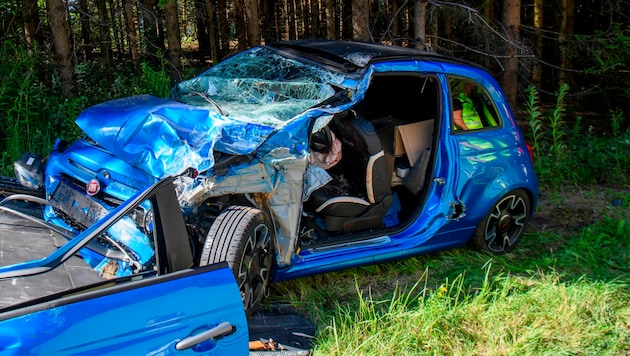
199, 206, 274, 314
470, 190, 530, 254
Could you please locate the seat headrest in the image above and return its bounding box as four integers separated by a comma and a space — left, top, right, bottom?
310, 126, 333, 154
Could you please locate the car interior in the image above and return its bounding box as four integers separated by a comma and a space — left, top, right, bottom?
300, 73, 440, 246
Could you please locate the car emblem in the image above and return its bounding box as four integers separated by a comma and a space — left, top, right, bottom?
86, 179, 101, 196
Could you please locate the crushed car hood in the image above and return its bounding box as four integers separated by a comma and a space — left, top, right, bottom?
75, 95, 275, 178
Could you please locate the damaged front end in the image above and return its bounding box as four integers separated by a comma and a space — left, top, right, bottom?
39, 45, 362, 274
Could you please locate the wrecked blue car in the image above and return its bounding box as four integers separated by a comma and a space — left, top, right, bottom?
16, 40, 538, 313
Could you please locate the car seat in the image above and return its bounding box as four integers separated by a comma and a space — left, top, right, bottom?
307, 112, 393, 233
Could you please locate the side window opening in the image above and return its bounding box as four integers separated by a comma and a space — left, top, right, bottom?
448, 76, 501, 132
301, 73, 439, 242
358, 74, 439, 125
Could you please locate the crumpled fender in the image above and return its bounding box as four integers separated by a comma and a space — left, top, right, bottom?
75, 95, 275, 178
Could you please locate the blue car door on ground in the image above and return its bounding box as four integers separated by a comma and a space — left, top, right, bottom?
0, 178, 249, 355
0, 264, 248, 355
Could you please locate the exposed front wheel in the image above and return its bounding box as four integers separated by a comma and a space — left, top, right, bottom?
471, 190, 530, 254
199, 206, 274, 314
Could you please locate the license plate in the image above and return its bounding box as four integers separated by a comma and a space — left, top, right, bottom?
50, 181, 109, 227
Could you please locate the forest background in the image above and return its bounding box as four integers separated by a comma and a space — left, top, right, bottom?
1, 0, 629, 184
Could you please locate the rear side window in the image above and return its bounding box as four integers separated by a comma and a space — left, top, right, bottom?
448, 76, 501, 132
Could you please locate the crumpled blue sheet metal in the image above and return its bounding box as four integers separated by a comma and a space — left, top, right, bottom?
71, 57, 374, 267
75, 95, 275, 178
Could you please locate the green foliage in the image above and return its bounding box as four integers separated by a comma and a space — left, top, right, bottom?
549, 84, 569, 161
75, 60, 172, 101
566, 22, 630, 112
0, 42, 172, 176
525, 85, 630, 187
137, 62, 173, 98
317, 272, 628, 355
0, 41, 86, 174
581, 24, 630, 75
524, 86, 543, 163
555, 218, 629, 277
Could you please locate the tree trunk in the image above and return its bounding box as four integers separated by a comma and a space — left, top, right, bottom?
164, 0, 182, 85
281, 0, 290, 40
96, 0, 113, 76
342, 0, 352, 40
124, 0, 139, 69
22, 0, 41, 54
216, 0, 229, 57
140, 0, 161, 62
310, 0, 320, 37
109, 0, 123, 60
482, 0, 496, 70
532, 0, 543, 87
390, 0, 400, 44
500, 0, 520, 108
287, 0, 297, 40
77, 0, 92, 59
157, 7, 165, 50
181, 0, 188, 34
245, 0, 261, 47
428, 3, 438, 50
300, 0, 310, 37
273, 0, 285, 41
558, 0, 574, 86
325, 0, 335, 39
352, 0, 369, 41
45, 0, 77, 96
441, 1, 452, 53
261, 0, 277, 42
196, 0, 210, 58
406, 0, 413, 46
206, 0, 220, 63
234, 0, 248, 49
413, 0, 426, 50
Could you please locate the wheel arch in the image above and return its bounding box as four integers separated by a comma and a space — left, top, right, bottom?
460, 166, 538, 227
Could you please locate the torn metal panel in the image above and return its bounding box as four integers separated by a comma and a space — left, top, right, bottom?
176, 148, 308, 267
264, 149, 308, 266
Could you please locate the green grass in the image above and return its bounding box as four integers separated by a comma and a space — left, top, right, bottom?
270, 216, 630, 355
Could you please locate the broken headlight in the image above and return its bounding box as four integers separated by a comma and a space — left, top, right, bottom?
14, 152, 45, 190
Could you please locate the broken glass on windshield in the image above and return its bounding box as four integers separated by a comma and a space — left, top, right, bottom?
170, 48, 345, 127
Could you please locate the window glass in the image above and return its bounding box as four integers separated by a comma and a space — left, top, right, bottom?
448, 76, 501, 132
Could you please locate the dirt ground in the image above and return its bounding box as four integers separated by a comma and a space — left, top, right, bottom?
529, 184, 630, 235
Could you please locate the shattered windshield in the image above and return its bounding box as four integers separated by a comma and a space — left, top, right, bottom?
169, 47, 345, 127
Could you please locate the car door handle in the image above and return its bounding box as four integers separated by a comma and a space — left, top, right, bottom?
175, 322, 234, 350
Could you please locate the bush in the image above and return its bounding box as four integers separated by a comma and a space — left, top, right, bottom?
0, 41, 86, 174
0, 41, 173, 176
525, 85, 630, 187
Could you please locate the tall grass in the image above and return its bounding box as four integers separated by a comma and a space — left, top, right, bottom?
524, 86, 543, 164
525, 85, 630, 187
272, 214, 630, 355
307, 271, 628, 355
